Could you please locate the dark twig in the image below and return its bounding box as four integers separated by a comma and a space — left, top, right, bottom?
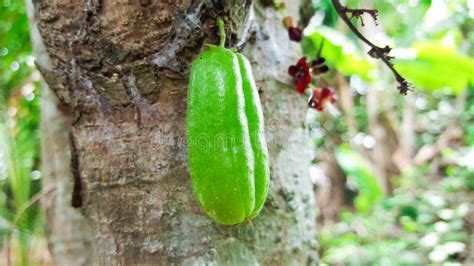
331, 0, 411, 95
343, 7, 378, 26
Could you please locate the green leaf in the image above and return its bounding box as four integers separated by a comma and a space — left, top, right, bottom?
0, 0, 33, 102
301, 26, 374, 81
335, 144, 383, 213
319, 0, 339, 27
373, 0, 432, 45
394, 43, 474, 95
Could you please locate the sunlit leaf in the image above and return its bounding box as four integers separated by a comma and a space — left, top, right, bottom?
315, 0, 339, 27
374, 0, 432, 45
395, 43, 474, 95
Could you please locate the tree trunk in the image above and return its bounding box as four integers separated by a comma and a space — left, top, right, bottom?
29, 0, 318, 264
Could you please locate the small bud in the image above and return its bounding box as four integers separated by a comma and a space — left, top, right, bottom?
313, 65, 329, 75
288, 27, 303, 42
276, 2, 286, 9
311, 58, 326, 66
321, 65, 329, 73
283, 16, 296, 29
260, 0, 274, 7
319, 65, 329, 73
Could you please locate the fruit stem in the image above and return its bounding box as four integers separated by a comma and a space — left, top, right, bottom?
217, 17, 226, 47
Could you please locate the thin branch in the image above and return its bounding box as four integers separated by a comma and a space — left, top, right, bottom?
331, 0, 411, 95
343, 7, 378, 26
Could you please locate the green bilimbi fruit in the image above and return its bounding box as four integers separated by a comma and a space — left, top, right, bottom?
187, 18, 270, 225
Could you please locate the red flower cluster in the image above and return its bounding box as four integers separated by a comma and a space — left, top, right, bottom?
283, 16, 337, 112
288, 57, 312, 94
308, 87, 337, 111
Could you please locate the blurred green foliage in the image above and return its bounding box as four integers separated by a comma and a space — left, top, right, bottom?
0, 0, 43, 265
320, 150, 473, 265
335, 144, 382, 213
304, 0, 474, 265
0, 0, 33, 104
373, 0, 432, 45
461, 88, 474, 145
395, 43, 474, 95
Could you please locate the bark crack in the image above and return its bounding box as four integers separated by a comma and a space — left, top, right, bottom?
69, 132, 84, 208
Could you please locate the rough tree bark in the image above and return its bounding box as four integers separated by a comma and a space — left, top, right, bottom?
29, 0, 318, 264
